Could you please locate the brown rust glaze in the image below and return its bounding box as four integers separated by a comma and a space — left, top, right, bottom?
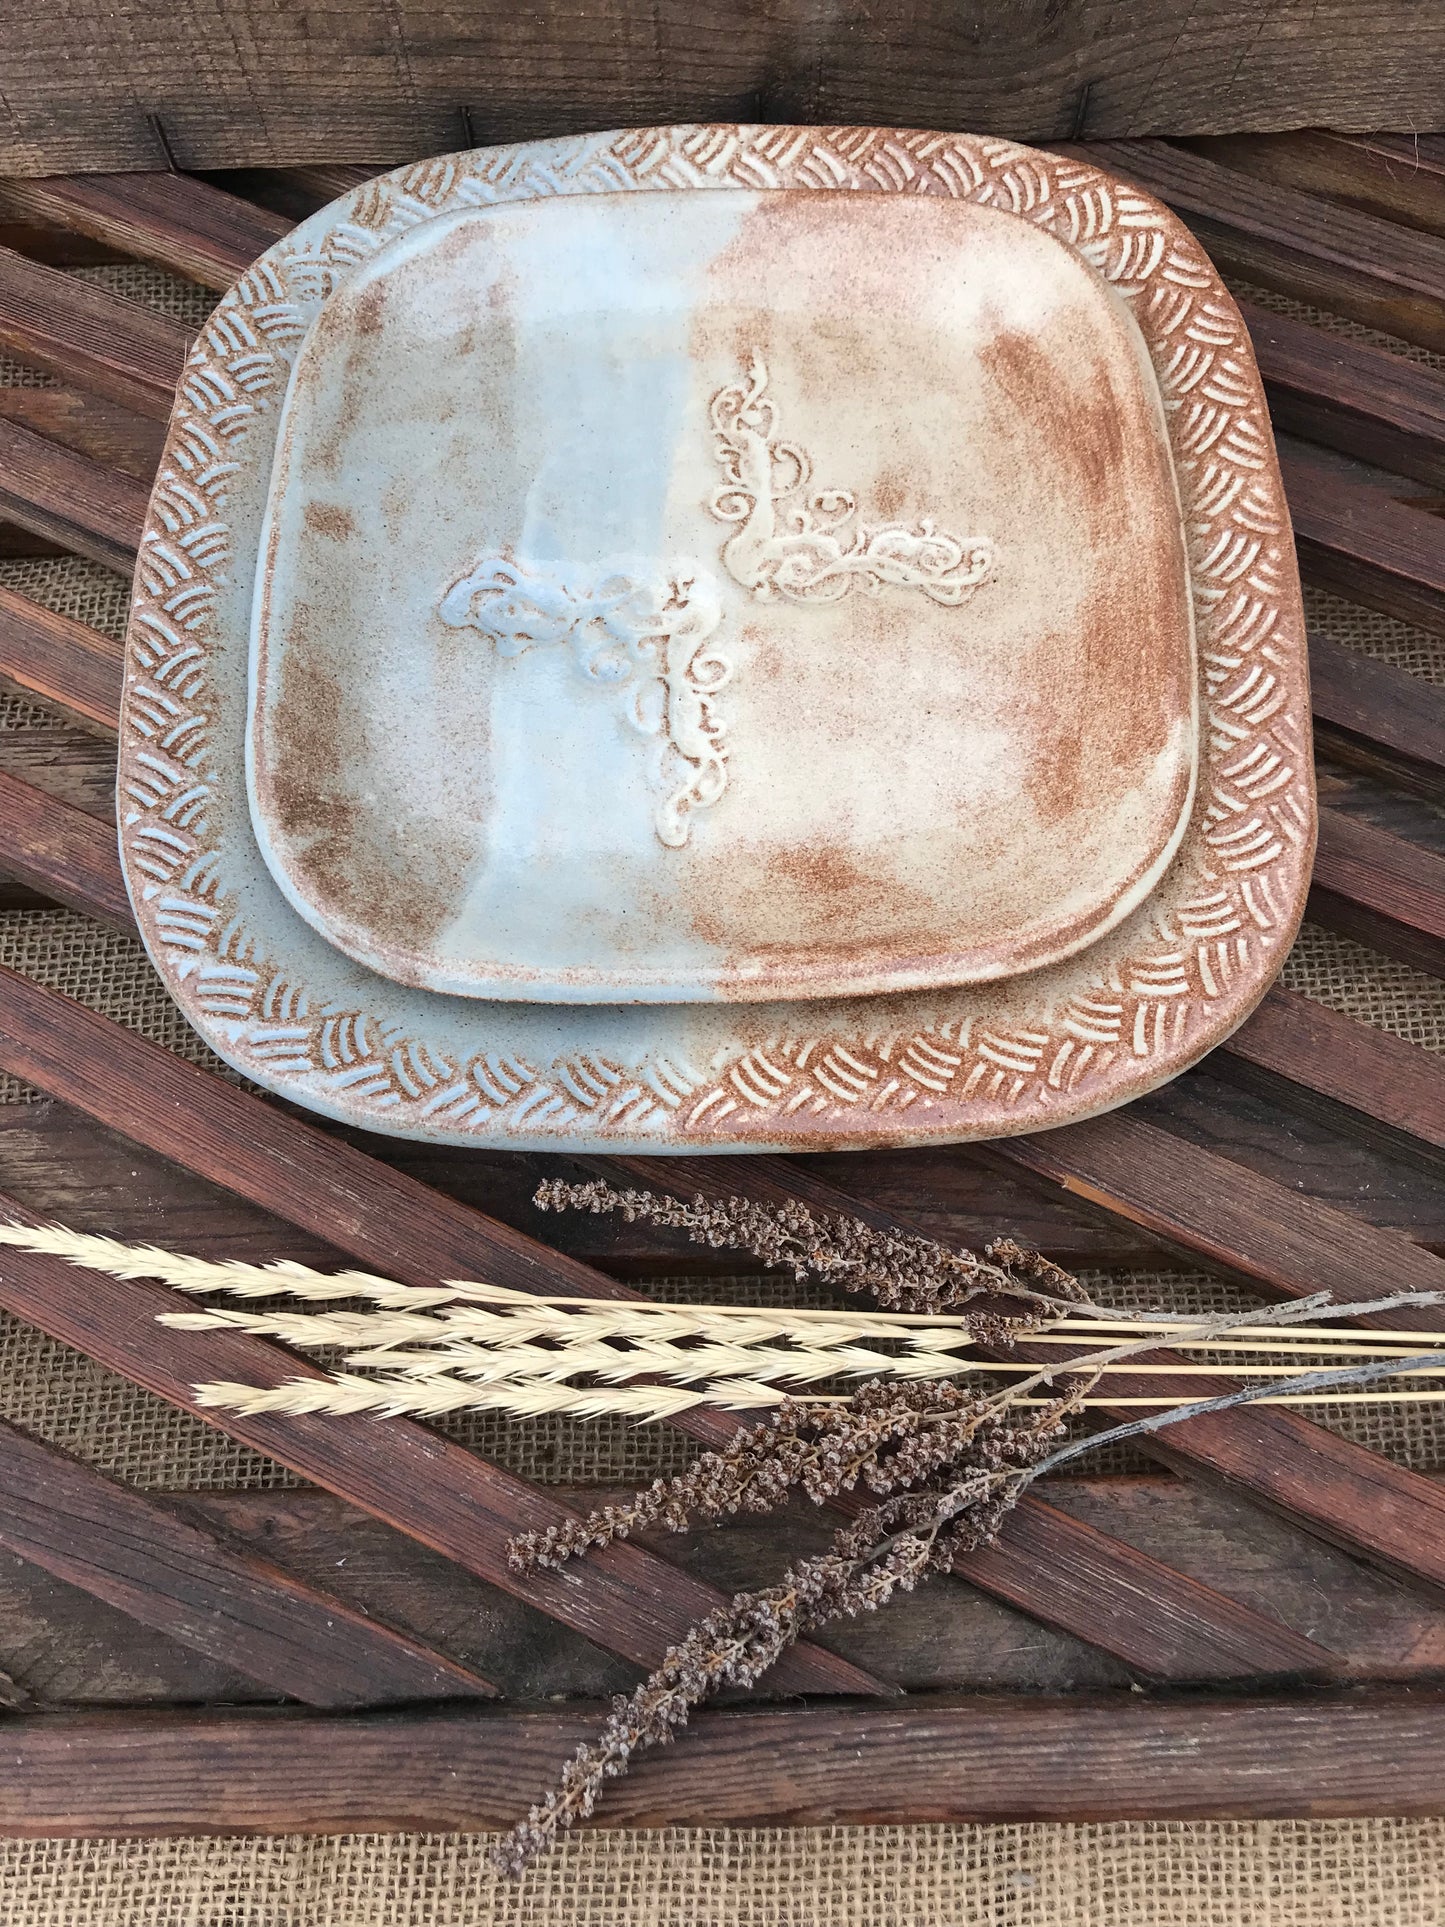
249, 188, 1196, 1006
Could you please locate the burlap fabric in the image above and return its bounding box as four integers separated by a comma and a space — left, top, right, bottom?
3, 1821, 1445, 1926
0, 256, 1442, 1924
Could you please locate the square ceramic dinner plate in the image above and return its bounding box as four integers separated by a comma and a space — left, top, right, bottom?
121, 126, 1314, 1151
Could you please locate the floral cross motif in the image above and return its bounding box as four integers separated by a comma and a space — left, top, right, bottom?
440, 354, 993, 851
709, 354, 995, 605
438, 557, 731, 848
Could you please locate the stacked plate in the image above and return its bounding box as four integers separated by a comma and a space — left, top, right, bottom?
119, 126, 1314, 1153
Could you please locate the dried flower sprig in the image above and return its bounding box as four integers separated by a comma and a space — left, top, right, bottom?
506, 1290, 1445, 1569
492, 1382, 1088, 1876
532, 1179, 1087, 1322
492, 1331, 1445, 1874
508, 1377, 1046, 1569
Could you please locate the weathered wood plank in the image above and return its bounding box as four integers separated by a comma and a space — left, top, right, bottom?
0, 769, 130, 925
0, 587, 124, 735
0, 1098, 1167, 1274
0, 383, 169, 486
984, 1122, 1445, 1591
0, 1184, 881, 1699
175, 1478, 1445, 1691
1281, 445, 1445, 634
0, 244, 190, 418
12, 1472, 1445, 1707
1226, 985, 1445, 1156
1307, 629, 1445, 800
1310, 809, 1445, 979
0, 730, 117, 823
1242, 299, 1445, 491
0, 173, 288, 289
943, 1496, 1336, 1684
271, 165, 390, 205
7, 9, 1445, 174
3, 1690, 1445, 1835
991, 1114, 1445, 1325
0, 420, 145, 573
1190, 132, 1445, 241
1068, 138, 1445, 355
0, 1419, 497, 1705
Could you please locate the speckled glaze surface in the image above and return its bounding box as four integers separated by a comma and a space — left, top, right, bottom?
121, 126, 1313, 1151
249, 188, 1196, 1005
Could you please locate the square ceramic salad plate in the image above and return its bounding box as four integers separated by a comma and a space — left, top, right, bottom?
120, 125, 1314, 1153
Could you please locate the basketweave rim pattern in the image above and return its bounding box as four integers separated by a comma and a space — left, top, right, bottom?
118, 124, 1315, 1153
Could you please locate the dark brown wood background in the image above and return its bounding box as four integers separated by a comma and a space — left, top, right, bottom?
2, 1, 1444, 175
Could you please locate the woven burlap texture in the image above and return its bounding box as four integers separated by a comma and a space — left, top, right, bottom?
3, 1821, 1445, 1927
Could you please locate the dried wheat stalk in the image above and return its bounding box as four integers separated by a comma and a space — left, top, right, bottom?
6, 1219, 1445, 1424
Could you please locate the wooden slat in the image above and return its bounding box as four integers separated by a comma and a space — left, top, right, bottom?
1310, 809, 1445, 979
0, 587, 123, 734
0, 244, 190, 417
0, 420, 145, 573
6, 10, 1445, 174
992, 1115, 1445, 1329
1190, 133, 1445, 241
1280, 445, 1445, 635
0, 173, 290, 289
0, 1473, 1419, 1703
0, 1185, 879, 1700
1307, 629, 1445, 798
0, 1418, 496, 1706
1242, 298, 1445, 491
0, 769, 131, 925
939, 1499, 1335, 1684
1067, 138, 1445, 355
274, 164, 390, 203
607, 1153, 1445, 1602
0, 381, 168, 485
0, 1092, 1171, 1275
2, 1690, 1444, 1835
164, 1477, 1445, 1694
1227, 986, 1445, 1155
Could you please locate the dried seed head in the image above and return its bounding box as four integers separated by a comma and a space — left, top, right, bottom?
507, 1379, 1017, 1571
532, 1181, 1084, 1320
493, 1385, 1080, 1876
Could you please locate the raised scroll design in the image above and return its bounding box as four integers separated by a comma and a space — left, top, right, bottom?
709, 354, 995, 605
439, 556, 731, 848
